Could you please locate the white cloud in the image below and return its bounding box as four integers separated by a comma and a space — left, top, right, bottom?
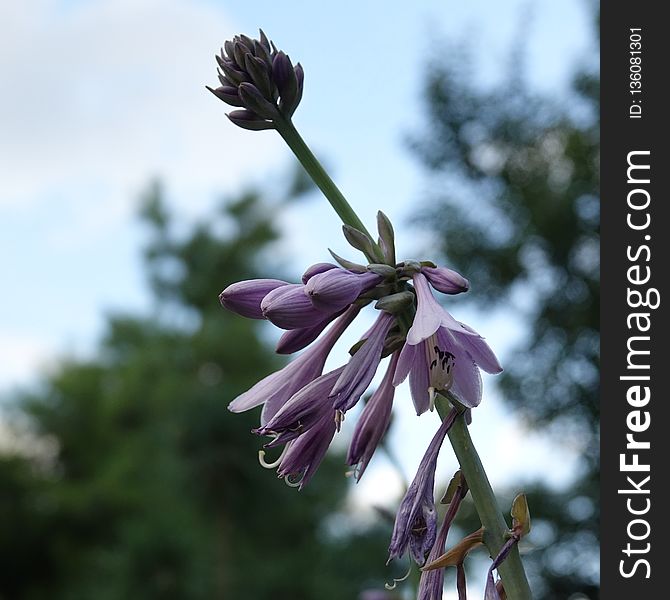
0, 0, 284, 217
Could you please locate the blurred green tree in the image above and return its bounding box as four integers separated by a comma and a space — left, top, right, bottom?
411, 26, 599, 600
0, 182, 390, 599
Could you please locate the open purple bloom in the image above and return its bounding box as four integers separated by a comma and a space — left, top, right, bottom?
388, 409, 457, 566
394, 273, 502, 413
305, 268, 381, 311
275, 409, 337, 489
219, 278, 289, 319
261, 283, 334, 329
330, 311, 396, 412
421, 265, 469, 295
257, 367, 345, 447
228, 306, 359, 423
347, 352, 399, 480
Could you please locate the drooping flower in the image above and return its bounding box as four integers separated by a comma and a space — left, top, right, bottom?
256, 367, 345, 447
417, 472, 469, 600
275, 409, 337, 489
330, 311, 396, 412
347, 352, 399, 480
228, 305, 359, 424
388, 408, 457, 566
207, 30, 304, 129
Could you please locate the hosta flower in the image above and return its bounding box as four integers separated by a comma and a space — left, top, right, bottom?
207, 30, 304, 130
305, 268, 381, 311
347, 352, 399, 480
393, 272, 502, 414
388, 409, 457, 566
219, 278, 289, 319
330, 311, 396, 412
228, 306, 359, 424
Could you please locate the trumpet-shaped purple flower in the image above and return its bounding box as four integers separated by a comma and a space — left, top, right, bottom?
276, 410, 337, 489
219, 278, 289, 319
228, 306, 359, 423
388, 409, 457, 566
330, 311, 396, 412
347, 352, 399, 480
305, 268, 381, 311
256, 367, 345, 447
394, 273, 502, 413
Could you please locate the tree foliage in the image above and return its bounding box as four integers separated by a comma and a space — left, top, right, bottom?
411, 31, 599, 599
0, 183, 389, 599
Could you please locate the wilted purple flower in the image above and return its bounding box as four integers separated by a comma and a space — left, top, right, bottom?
393, 273, 502, 413
219, 278, 289, 319
305, 268, 381, 311
330, 311, 396, 412
417, 473, 469, 600
207, 30, 304, 129
347, 352, 399, 480
257, 367, 345, 447
421, 265, 469, 295
388, 409, 457, 566
484, 537, 518, 600
228, 306, 359, 423
261, 283, 333, 329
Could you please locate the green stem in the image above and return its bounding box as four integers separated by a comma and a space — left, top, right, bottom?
274, 116, 384, 263
437, 400, 532, 600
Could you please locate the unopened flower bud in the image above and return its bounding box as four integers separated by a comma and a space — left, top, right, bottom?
219, 279, 289, 318
302, 262, 338, 284
208, 29, 304, 128
305, 269, 381, 311
421, 265, 469, 295
261, 283, 332, 329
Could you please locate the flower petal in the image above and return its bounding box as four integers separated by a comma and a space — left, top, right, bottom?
452, 324, 503, 374
406, 273, 443, 345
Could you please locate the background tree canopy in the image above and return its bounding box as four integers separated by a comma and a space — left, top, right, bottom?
411, 24, 599, 599
0, 182, 391, 599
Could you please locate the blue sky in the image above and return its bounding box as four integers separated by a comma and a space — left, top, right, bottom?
2, 1, 595, 590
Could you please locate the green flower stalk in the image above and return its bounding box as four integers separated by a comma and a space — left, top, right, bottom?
209, 30, 532, 600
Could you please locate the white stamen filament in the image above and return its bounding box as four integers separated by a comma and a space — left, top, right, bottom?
258, 445, 289, 469
384, 565, 412, 590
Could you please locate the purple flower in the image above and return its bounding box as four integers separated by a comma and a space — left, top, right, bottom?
228, 306, 359, 424
274, 316, 336, 355
305, 268, 381, 311
421, 265, 469, 295
417, 474, 469, 600
347, 352, 399, 480
256, 367, 345, 447
330, 311, 396, 412
276, 410, 337, 489
261, 283, 334, 329
302, 262, 338, 284
394, 273, 502, 413
388, 409, 457, 566
207, 31, 304, 128
219, 278, 289, 319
